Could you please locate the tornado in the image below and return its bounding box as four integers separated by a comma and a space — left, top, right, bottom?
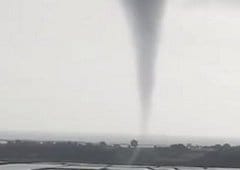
123, 0, 165, 133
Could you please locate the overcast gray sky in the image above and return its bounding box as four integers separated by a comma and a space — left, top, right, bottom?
1, 0, 240, 139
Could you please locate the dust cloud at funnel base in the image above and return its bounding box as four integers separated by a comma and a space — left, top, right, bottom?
123, 0, 165, 134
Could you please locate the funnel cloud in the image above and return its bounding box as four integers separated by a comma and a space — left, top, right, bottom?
123, 0, 165, 132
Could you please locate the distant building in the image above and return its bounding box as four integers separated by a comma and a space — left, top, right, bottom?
0, 140, 7, 144
186, 143, 216, 152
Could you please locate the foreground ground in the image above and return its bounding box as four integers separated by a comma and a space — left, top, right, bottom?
0, 163, 239, 170
0, 140, 239, 168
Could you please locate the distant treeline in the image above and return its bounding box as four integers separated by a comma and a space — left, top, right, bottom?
0, 139, 240, 168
